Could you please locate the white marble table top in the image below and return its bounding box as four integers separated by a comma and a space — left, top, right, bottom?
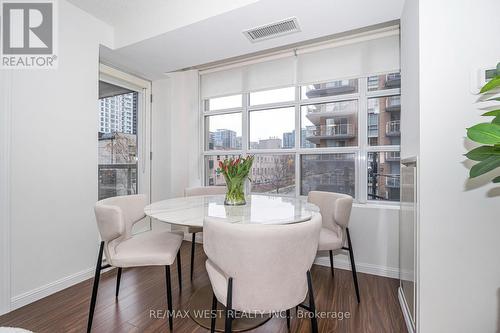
144, 194, 320, 227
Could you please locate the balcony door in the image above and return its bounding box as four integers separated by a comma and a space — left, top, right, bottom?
98, 65, 151, 232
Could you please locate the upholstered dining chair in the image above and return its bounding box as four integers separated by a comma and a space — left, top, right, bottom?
307, 191, 360, 303
172, 186, 226, 281
203, 214, 322, 333
87, 194, 184, 332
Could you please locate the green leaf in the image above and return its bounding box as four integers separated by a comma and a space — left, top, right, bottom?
467, 123, 500, 144
470, 155, 500, 178
493, 176, 500, 183
494, 116, 500, 125
465, 146, 500, 161
480, 76, 500, 93
481, 109, 500, 117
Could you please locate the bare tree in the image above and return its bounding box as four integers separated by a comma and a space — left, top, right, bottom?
104, 133, 136, 164
270, 156, 294, 194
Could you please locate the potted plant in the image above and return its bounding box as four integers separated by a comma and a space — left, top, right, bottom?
217, 156, 254, 205
465, 63, 500, 182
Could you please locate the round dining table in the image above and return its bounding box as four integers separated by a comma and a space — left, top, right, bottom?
144, 194, 320, 332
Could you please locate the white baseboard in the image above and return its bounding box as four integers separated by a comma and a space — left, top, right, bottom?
314, 256, 399, 279
10, 263, 115, 312
10, 267, 95, 311
398, 286, 415, 333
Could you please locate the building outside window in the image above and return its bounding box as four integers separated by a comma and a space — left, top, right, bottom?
98, 89, 139, 200
202, 71, 400, 202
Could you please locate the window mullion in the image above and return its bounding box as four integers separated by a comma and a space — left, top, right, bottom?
358, 77, 368, 203
295, 85, 301, 196
242, 93, 249, 154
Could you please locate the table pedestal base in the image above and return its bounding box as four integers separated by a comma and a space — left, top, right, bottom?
188, 285, 272, 332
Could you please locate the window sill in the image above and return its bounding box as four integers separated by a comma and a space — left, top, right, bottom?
353, 202, 400, 210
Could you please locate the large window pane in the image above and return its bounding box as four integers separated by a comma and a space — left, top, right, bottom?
249, 87, 295, 106
251, 154, 295, 196
367, 72, 400, 92
205, 113, 242, 150
300, 154, 355, 196
98, 90, 138, 200
301, 79, 358, 99
249, 107, 295, 149
367, 151, 400, 201
367, 96, 400, 146
301, 100, 358, 148
205, 94, 242, 111
205, 155, 238, 186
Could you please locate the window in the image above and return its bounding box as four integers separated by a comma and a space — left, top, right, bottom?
301, 79, 358, 99
301, 154, 355, 196
202, 72, 401, 201
367, 151, 400, 201
201, 32, 401, 202
367, 95, 401, 146
251, 154, 295, 195
205, 112, 242, 150
367, 73, 401, 91
205, 155, 237, 186
300, 100, 358, 148
205, 94, 242, 111
98, 89, 139, 200
250, 87, 295, 106
249, 107, 295, 149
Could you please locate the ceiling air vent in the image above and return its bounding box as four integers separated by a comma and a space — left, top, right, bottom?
243, 17, 300, 42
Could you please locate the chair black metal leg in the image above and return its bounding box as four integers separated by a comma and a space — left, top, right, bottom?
329, 250, 335, 277
346, 228, 360, 303
177, 251, 182, 292
87, 241, 104, 333
191, 232, 196, 281
115, 267, 122, 298
225, 277, 233, 333
165, 266, 173, 331
286, 309, 291, 330
307, 270, 318, 333
211, 292, 217, 333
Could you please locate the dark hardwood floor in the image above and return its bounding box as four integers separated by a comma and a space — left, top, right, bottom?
0, 242, 406, 332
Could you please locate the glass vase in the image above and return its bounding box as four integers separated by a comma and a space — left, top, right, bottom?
224, 177, 247, 206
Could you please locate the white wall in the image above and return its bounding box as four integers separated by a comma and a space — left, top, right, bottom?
0, 70, 13, 315
316, 204, 400, 278
3, 0, 113, 310
409, 0, 500, 331
152, 71, 201, 201
400, 0, 419, 160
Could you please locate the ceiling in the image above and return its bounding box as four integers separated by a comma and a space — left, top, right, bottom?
69, 0, 404, 80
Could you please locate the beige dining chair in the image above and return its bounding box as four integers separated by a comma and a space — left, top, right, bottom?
171, 186, 226, 281
203, 214, 322, 333
307, 191, 360, 303
88, 194, 184, 332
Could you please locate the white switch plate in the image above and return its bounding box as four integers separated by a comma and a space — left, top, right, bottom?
470, 64, 497, 94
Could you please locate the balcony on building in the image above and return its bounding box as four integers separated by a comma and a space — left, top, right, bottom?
384, 72, 401, 89
385, 95, 401, 112
385, 120, 401, 136
385, 175, 401, 188
385, 151, 400, 162
305, 123, 355, 143
305, 80, 357, 98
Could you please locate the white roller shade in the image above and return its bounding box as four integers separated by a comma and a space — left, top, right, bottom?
201, 54, 295, 98
201, 66, 243, 99
244, 56, 296, 92
201, 30, 400, 98
297, 34, 400, 85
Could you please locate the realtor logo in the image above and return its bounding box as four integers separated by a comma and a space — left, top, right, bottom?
1, 0, 57, 68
